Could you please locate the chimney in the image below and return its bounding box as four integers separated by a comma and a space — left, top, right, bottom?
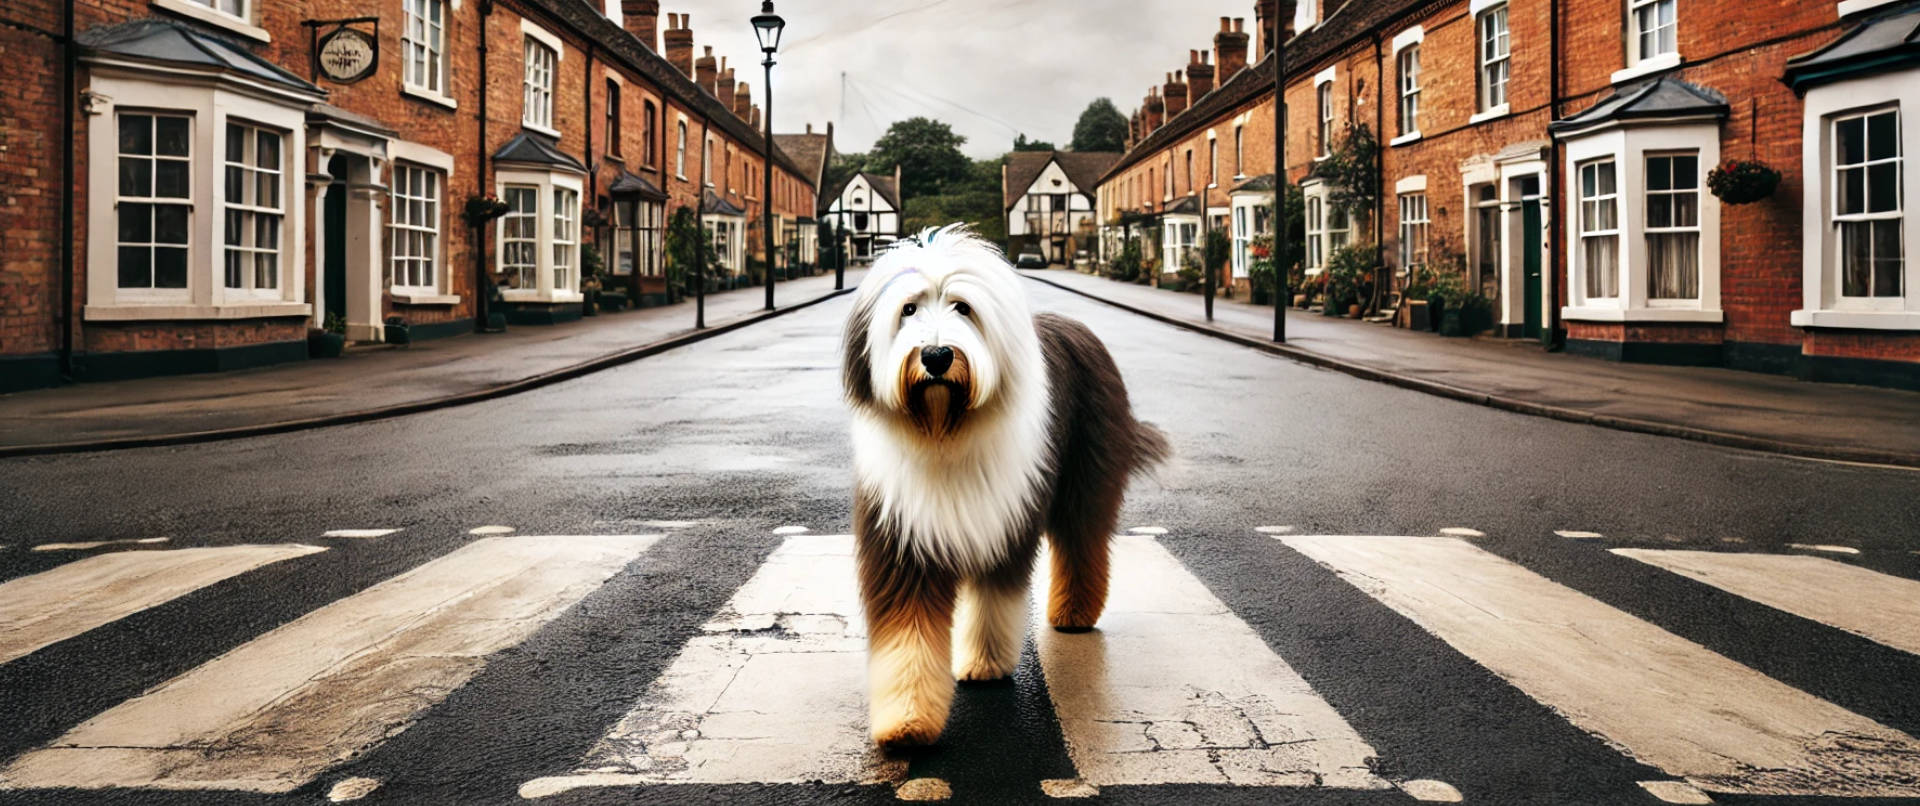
734, 80, 752, 119
664, 14, 693, 76
716, 60, 736, 107
1215, 17, 1249, 83
696, 46, 718, 96
621, 0, 659, 52
1254, 0, 1275, 57
1163, 70, 1189, 118
1188, 50, 1215, 98
806, 122, 814, 134
751, 105, 761, 130
1142, 87, 1164, 132
894, 164, 902, 201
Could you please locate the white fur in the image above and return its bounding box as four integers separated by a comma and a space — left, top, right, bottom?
952, 580, 1028, 680
848, 225, 1054, 576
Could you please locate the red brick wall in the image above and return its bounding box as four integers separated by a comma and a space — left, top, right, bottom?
0, 22, 61, 359
83, 319, 306, 352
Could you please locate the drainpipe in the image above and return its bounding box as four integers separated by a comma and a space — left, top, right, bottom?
1373, 30, 1385, 316
474, 0, 493, 334
584, 42, 595, 202
695, 109, 709, 328
59, 0, 76, 379
1546, 0, 1564, 350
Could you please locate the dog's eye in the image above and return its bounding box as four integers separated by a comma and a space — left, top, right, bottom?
901, 303, 917, 317
954, 301, 972, 317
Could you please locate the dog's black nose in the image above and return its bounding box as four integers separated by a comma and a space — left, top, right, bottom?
920, 345, 954, 377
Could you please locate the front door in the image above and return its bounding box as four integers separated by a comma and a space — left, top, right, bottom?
1522, 198, 1542, 341
324, 155, 349, 330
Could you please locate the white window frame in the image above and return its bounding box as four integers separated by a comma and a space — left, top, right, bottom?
1474, 4, 1511, 121
1561, 122, 1724, 322
1397, 46, 1421, 142
1234, 124, 1245, 177
221, 120, 284, 301
152, 0, 269, 43
1839, 0, 1904, 16
402, 0, 455, 108
552, 186, 577, 292
1160, 215, 1199, 275
1228, 189, 1273, 279
675, 118, 688, 179
494, 168, 585, 303
1796, 86, 1917, 329
1644, 151, 1703, 302
115, 111, 194, 301
1613, 0, 1682, 84
1315, 68, 1335, 159
1399, 192, 1430, 273
1301, 178, 1347, 275
1208, 137, 1219, 189
389, 162, 442, 295
83, 70, 310, 322
520, 20, 563, 137
1577, 159, 1622, 301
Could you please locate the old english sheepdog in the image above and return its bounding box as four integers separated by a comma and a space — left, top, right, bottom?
841, 224, 1169, 747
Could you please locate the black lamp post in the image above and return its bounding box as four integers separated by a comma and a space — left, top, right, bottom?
752, 1, 785, 311
1272, 31, 1287, 343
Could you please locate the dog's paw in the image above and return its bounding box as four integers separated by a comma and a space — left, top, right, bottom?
953, 654, 1016, 682
871, 713, 946, 748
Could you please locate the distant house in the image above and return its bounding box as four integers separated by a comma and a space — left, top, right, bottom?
772, 123, 835, 270
824, 168, 903, 262
1004, 151, 1120, 264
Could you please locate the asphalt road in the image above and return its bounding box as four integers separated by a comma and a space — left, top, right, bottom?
3, 279, 1919, 806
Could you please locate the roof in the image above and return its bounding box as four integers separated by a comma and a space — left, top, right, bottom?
833, 171, 901, 210
1165, 196, 1202, 215
1231, 173, 1277, 193
609, 169, 667, 201
77, 19, 324, 98
1003, 152, 1054, 210
702, 189, 746, 216
493, 131, 589, 173
1784, 3, 1920, 93
307, 102, 397, 138
772, 131, 832, 189
1549, 76, 1729, 136
1002, 151, 1122, 211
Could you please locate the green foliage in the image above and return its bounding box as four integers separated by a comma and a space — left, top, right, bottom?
869, 117, 970, 198
323, 311, 346, 335
1311, 124, 1379, 229
1422, 240, 1469, 309
580, 242, 604, 281
824, 151, 869, 197
1071, 98, 1129, 153
1013, 133, 1055, 152
901, 157, 1006, 242
1325, 242, 1375, 309
1107, 238, 1144, 282
1249, 235, 1275, 296
664, 206, 704, 290
1203, 227, 1232, 283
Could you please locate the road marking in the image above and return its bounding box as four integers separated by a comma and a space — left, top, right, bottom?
325, 777, 381, 802
468, 525, 515, 535
31, 536, 170, 552
1437, 527, 1484, 538
1554, 530, 1603, 540
1283, 535, 1920, 797
1786, 543, 1859, 555
1125, 526, 1167, 535
1253, 525, 1294, 535
639, 520, 702, 529
1034, 535, 1389, 789
1615, 549, 1920, 657
519, 535, 902, 798
0, 544, 324, 666
771, 525, 810, 535
0, 535, 658, 793
1640, 780, 1714, 804
1397, 779, 1464, 802
321, 529, 400, 539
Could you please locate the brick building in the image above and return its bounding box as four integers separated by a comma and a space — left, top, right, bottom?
0, 0, 821, 392
1097, 0, 1920, 391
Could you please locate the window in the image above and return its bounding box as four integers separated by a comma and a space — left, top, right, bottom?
704, 137, 714, 186
1835, 109, 1904, 298
1579, 159, 1620, 298
1398, 45, 1421, 137
1302, 182, 1347, 273
644, 101, 657, 166
1478, 5, 1510, 112
116, 113, 192, 292
1318, 82, 1333, 157
1646, 153, 1700, 299
1630, 0, 1676, 64
185, 0, 245, 19
501, 185, 538, 289
605, 80, 621, 157
222, 122, 282, 295
675, 120, 687, 177
613, 200, 663, 276
523, 37, 556, 131
1185, 150, 1193, 194
390, 164, 440, 292
1234, 125, 1244, 175
1399, 192, 1429, 272
403, 0, 446, 97
1209, 140, 1218, 187
552, 187, 576, 292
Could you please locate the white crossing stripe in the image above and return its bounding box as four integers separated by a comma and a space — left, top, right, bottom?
0, 544, 324, 666
0, 535, 659, 793
1615, 549, 1920, 658
1035, 536, 1389, 789
1284, 535, 1920, 797
520, 535, 901, 799
31, 536, 170, 552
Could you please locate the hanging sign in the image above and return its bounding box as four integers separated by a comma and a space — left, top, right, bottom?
315, 25, 377, 84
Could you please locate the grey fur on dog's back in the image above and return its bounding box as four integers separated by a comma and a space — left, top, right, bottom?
1035, 312, 1170, 487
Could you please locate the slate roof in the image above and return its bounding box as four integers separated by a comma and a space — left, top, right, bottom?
702, 189, 746, 216
1784, 2, 1920, 93
493, 131, 589, 173
1231, 173, 1277, 193
1549, 76, 1729, 136
1002, 151, 1123, 211
609, 169, 667, 201
772, 131, 832, 190
77, 18, 324, 98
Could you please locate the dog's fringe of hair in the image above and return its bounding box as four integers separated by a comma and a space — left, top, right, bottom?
885, 223, 1006, 259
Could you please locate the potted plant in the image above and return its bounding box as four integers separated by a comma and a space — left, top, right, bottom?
1324, 243, 1372, 318
308, 312, 347, 358
383, 315, 412, 346
1249, 235, 1275, 305
463, 195, 510, 227
579, 243, 604, 316
1459, 292, 1495, 335
1707, 159, 1782, 205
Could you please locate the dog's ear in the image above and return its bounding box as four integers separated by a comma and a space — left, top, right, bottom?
842, 298, 877, 407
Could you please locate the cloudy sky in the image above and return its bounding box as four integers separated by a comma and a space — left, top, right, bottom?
653, 1, 1278, 159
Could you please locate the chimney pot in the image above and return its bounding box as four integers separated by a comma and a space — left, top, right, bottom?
1216, 14, 1251, 83
621, 0, 660, 52
695, 46, 719, 95
806, 122, 813, 134
664, 13, 694, 76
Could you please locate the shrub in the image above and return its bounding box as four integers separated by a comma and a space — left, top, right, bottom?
1325, 243, 1374, 310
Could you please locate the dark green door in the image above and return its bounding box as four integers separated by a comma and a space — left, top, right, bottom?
324, 156, 348, 326
1523, 198, 1542, 341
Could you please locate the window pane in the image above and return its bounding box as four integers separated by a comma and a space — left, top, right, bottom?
1839, 166, 1865, 215
1673, 155, 1698, 189
1648, 157, 1672, 191
1838, 117, 1865, 165
1648, 231, 1699, 298
118, 246, 150, 288
227, 124, 246, 162
1674, 191, 1698, 227
1868, 163, 1899, 213
257, 130, 280, 167
155, 204, 189, 243
226, 165, 245, 203
120, 115, 152, 155
225, 250, 243, 288
154, 246, 188, 288
1841, 221, 1871, 296
119, 203, 152, 243
119, 157, 151, 197
226, 210, 244, 246
1868, 112, 1899, 162
1874, 219, 1904, 296
1597, 162, 1616, 195
1648, 195, 1672, 228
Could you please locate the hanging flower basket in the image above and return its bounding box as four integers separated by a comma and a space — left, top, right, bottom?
463, 195, 510, 226
1706, 159, 1782, 205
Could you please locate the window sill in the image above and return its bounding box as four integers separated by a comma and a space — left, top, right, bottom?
1610, 53, 1682, 86
1561, 306, 1724, 323
391, 292, 462, 306
522, 122, 562, 140
1389, 131, 1423, 147
151, 0, 269, 42
402, 84, 458, 111
1468, 106, 1511, 126
500, 289, 583, 304
85, 301, 312, 321
1790, 308, 1920, 329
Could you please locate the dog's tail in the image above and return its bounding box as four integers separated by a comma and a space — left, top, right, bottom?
1128, 420, 1171, 478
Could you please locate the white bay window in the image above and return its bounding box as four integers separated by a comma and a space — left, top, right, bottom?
221, 121, 282, 298
495, 169, 584, 302
1645, 153, 1701, 300
1559, 119, 1722, 321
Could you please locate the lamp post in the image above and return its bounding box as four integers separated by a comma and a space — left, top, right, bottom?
1272, 30, 1287, 343
752, 1, 785, 311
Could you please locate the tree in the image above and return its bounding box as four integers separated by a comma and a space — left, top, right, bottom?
1013, 133, 1055, 152
1070, 98, 1128, 152
902, 157, 1005, 243
868, 117, 970, 199
823, 151, 869, 197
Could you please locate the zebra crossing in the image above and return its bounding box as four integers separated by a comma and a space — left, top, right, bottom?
1, 527, 1918, 802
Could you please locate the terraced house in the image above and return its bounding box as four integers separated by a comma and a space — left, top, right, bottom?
0, 0, 821, 392
1096, 0, 1920, 391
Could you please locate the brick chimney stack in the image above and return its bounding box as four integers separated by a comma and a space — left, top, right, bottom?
1216, 17, 1249, 83
751, 105, 761, 130
1163, 70, 1189, 118
1142, 87, 1164, 132
696, 46, 718, 96
622, 0, 659, 52
716, 59, 736, 106
1254, 0, 1275, 57
1188, 50, 1215, 98
734, 80, 752, 119
664, 14, 693, 76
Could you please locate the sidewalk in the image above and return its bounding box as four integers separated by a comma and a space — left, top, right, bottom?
0, 270, 864, 455
1028, 268, 1920, 468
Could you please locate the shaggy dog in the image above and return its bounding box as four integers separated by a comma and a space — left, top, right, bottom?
841, 225, 1168, 747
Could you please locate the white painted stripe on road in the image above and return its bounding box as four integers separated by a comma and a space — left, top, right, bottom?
31, 536, 170, 552
1554, 530, 1603, 540
1787, 543, 1859, 555
771, 525, 810, 535
1284, 535, 1920, 797
0, 544, 324, 666
1437, 527, 1483, 538
0, 535, 659, 793
1615, 549, 1920, 658
321, 529, 400, 539
520, 535, 902, 798
468, 525, 515, 535
1035, 536, 1389, 789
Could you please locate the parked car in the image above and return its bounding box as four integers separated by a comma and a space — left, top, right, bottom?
1014, 251, 1047, 269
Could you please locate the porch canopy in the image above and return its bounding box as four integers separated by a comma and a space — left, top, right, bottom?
1783, 4, 1920, 94
1548, 76, 1729, 137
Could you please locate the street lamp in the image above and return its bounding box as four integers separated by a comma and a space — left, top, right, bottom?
752, 1, 785, 311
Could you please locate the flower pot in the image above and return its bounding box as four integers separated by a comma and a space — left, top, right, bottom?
1347, 304, 1362, 318
382, 318, 412, 346
1252, 288, 1272, 306
1440, 310, 1464, 337
1293, 293, 1308, 308
307, 330, 346, 358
